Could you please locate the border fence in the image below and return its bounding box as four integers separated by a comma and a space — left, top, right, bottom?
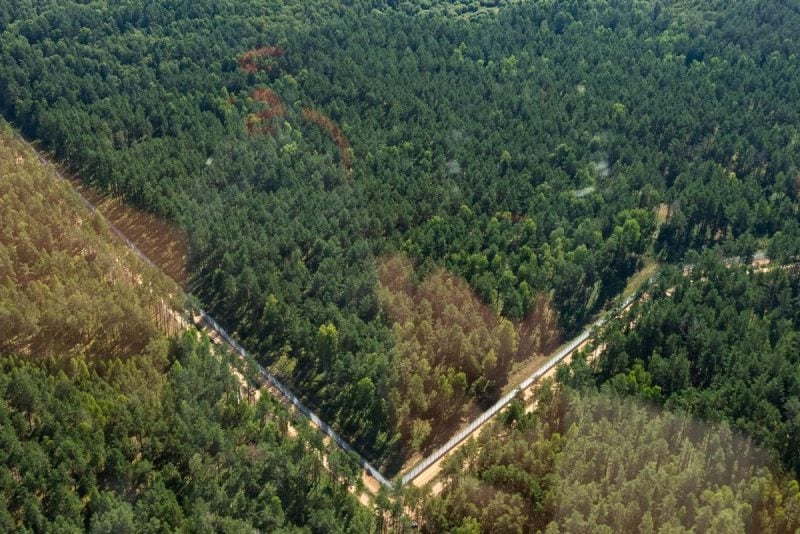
198, 311, 391, 487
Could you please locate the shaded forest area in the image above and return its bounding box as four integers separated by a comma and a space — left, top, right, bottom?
1, 0, 799, 469
0, 121, 179, 359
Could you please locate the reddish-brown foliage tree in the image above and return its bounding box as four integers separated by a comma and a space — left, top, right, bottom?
238, 46, 285, 73
376, 254, 560, 452
302, 108, 353, 178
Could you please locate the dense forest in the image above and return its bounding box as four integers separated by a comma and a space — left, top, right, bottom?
5, 115, 800, 532
0, 123, 374, 532
1, 0, 799, 470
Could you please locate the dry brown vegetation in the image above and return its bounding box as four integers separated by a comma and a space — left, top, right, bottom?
238, 46, 285, 73
236, 48, 352, 178
246, 87, 287, 136
237, 48, 288, 137
377, 254, 559, 455
302, 107, 353, 178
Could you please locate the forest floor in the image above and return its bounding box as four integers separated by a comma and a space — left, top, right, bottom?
655, 203, 670, 225
622, 258, 659, 299
502, 354, 551, 397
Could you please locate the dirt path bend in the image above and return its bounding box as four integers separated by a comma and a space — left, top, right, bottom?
404, 290, 639, 491
413, 333, 598, 495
